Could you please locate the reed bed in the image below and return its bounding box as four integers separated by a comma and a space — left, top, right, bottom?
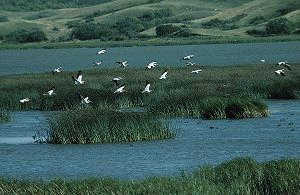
0, 64, 299, 117
1, 157, 300, 194
0, 108, 10, 122
47, 106, 174, 144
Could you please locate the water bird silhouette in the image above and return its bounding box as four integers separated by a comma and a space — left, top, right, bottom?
116, 61, 129, 67
142, 81, 153, 93
145, 61, 158, 70
181, 55, 194, 60
72, 71, 85, 85
92, 61, 102, 66
19, 98, 30, 103
96, 48, 106, 55
191, 69, 202, 74
114, 85, 126, 93
79, 94, 92, 105
276, 61, 291, 70
186, 62, 196, 66
159, 69, 169, 80
43, 87, 56, 96
275, 69, 285, 76
52, 67, 63, 75
111, 77, 123, 86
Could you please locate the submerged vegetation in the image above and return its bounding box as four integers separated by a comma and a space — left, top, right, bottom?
1, 157, 300, 194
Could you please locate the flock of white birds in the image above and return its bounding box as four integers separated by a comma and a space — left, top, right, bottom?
19, 48, 201, 105
19, 48, 289, 105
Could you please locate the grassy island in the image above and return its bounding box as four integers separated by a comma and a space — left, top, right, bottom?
1, 63, 299, 143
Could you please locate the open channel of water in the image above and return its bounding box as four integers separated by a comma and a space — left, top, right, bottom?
0, 100, 299, 180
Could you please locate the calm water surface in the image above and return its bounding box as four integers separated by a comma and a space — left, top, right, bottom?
1, 41, 299, 75
0, 100, 299, 180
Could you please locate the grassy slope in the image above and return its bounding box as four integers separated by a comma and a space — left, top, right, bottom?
0, 0, 299, 45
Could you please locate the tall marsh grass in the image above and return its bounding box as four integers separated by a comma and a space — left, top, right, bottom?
1, 64, 299, 118
0, 108, 10, 122
1, 157, 300, 194
48, 106, 174, 144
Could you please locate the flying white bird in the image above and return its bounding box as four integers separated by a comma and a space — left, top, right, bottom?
92, 61, 102, 66
72, 71, 85, 85
96, 49, 106, 55
181, 55, 194, 60
261, 59, 265, 63
43, 87, 56, 96
111, 77, 123, 86
142, 81, 153, 93
52, 67, 63, 75
145, 61, 158, 70
116, 61, 129, 68
114, 85, 126, 93
159, 69, 169, 80
186, 62, 196, 67
191, 69, 202, 74
276, 61, 291, 70
275, 69, 285, 76
79, 94, 92, 105
20, 98, 30, 103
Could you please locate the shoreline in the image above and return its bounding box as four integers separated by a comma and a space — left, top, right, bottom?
1, 35, 300, 50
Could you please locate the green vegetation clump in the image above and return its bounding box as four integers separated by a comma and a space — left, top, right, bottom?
5, 28, 48, 43
156, 24, 182, 37
1, 157, 300, 194
266, 18, 295, 35
149, 96, 269, 119
0, 108, 10, 123
247, 17, 297, 36
48, 107, 174, 144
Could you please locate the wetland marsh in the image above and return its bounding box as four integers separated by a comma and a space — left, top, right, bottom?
0, 42, 300, 194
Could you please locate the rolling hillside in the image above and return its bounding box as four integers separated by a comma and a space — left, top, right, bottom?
0, 0, 299, 44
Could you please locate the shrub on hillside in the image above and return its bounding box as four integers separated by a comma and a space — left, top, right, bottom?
245, 29, 268, 36
156, 24, 181, 36
265, 18, 295, 35
5, 28, 47, 43
0, 15, 8, 22
70, 23, 118, 40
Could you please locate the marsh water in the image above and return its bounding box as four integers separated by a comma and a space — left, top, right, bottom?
0, 42, 300, 180
1, 41, 300, 75
0, 100, 299, 180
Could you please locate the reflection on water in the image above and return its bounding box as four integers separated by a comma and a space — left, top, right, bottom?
0, 100, 299, 180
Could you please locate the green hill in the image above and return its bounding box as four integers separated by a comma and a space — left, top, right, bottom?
0, 0, 299, 46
